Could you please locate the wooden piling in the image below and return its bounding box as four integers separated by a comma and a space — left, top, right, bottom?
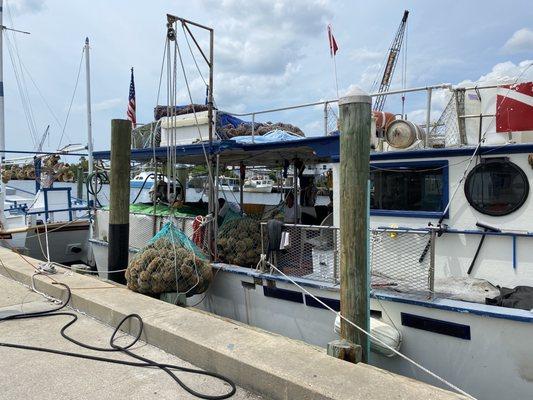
338, 87, 371, 362
107, 119, 131, 284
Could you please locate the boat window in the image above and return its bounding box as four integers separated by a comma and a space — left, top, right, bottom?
370, 161, 448, 217
464, 159, 529, 216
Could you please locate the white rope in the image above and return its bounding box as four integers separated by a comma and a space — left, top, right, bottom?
260, 257, 476, 399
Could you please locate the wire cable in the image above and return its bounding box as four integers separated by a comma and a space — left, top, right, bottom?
0, 281, 237, 399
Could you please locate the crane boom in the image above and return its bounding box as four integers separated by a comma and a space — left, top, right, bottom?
373, 10, 409, 111
37, 125, 50, 152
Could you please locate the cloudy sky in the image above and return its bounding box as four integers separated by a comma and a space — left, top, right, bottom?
3, 0, 533, 154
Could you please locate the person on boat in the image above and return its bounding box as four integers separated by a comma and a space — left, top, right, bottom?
283, 191, 297, 223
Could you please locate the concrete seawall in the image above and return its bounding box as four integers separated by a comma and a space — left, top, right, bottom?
0, 248, 467, 400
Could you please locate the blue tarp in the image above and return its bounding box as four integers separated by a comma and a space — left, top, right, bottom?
230, 129, 303, 144
218, 112, 249, 128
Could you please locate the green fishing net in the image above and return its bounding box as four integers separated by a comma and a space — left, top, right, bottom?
217, 212, 262, 268
125, 222, 212, 296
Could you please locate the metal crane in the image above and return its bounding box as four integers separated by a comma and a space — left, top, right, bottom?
37, 125, 50, 152
373, 10, 409, 111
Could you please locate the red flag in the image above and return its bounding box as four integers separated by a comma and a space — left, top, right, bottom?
327, 24, 338, 57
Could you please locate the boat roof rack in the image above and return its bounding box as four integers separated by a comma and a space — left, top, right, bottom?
93, 136, 340, 167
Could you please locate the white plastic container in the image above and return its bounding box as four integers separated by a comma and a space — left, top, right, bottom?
159, 110, 216, 146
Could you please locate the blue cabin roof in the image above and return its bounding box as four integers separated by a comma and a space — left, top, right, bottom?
93, 136, 533, 166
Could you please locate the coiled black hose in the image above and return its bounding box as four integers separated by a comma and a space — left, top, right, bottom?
86, 171, 108, 207
0, 282, 236, 399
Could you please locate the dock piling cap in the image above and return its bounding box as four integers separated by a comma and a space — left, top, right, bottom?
338, 86, 371, 106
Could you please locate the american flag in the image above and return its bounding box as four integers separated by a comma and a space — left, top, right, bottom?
127, 67, 136, 127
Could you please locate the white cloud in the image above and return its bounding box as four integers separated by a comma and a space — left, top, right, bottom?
349, 48, 383, 63
203, 0, 333, 75
458, 59, 533, 87
502, 28, 533, 54
6, 0, 46, 15
71, 98, 124, 113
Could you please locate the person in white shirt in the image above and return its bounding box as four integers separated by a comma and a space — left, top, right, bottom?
283, 192, 297, 223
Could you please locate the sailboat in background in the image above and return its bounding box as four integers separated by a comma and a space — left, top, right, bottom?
0, 1, 92, 265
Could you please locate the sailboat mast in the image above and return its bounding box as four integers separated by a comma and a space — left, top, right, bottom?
84, 37, 94, 199
0, 0, 6, 224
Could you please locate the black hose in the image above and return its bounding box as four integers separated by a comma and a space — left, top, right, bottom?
86, 172, 107, 207
131, 173, 155, 204
0, 282, 236, 399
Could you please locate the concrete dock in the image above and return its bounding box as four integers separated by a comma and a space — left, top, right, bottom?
0, 248, 467, 400
0, 274, 261, 400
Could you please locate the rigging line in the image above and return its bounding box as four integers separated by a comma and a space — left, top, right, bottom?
58, 49, 85, 149
4, 34, 38, 147
261, 259, 476, 399
4, 3, 39, 147
181, 23, 208, 89
20, 60, 64, 132
180, 22, 219, 109
156, 37, 169, 108
174, 29, 214, 188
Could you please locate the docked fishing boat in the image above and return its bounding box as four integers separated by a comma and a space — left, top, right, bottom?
130, 171, 168, 189
218, 176, 239, 192
90, 79, 533, 400
243, 176, 273, 193
88, 13, 533, 400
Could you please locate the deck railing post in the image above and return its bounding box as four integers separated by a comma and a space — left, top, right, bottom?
425, 88, 432, 147
429, 228, 436, 298
324, 101, 328, 136
251, 113, 255, 143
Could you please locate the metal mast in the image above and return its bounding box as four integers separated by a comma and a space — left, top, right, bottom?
84, 38, 94, 199
0, 0, 6, 224
373, 10, 409, 112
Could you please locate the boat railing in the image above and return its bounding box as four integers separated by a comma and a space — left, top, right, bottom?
259, 223, 437, 297
259, 222, 340, 284
370, 227, 436, 298
224, 82, 507, 146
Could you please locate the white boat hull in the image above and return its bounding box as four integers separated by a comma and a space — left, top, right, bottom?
89, 236, 532, 400
1, 221, 89, 264
242, 185, 272, 193
189, 265, 533, 400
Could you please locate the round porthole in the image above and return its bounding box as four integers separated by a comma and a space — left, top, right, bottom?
464, 159, 529, 216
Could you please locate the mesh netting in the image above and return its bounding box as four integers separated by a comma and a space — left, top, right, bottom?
125, 222, 212, 296
217, 211, 262, 268
428, 91, 461, 147
326, 103, 339, 135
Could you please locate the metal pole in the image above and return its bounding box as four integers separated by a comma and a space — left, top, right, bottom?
323, 102, 328, 136
425, 88, 432, 147
251, 113, 255, 143
84, 38, 94, 203
206, 27, 215, 260
338, 87, 371, 362
293, 162, 298, 224
0, 1, 6, 225
429, 229, 436, 298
